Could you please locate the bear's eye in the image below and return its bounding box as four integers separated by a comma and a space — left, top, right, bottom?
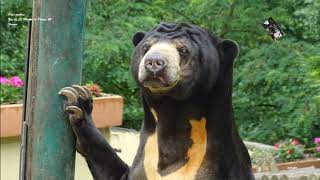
142, 44, 150, 53
178, 47, 189, 56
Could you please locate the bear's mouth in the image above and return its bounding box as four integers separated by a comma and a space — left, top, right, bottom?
143, 76, 168, 88
142, 76, 179, 93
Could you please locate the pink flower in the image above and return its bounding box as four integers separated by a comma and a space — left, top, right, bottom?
9, 76, 24, 87
0, 76, 10, 84
305, 153, 312, 158
291, 139, 300, 145
274, 143, 280, 150
316, 146, 320, 152
314, 137, 320, 144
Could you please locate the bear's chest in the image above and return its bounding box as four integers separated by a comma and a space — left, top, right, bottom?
141, 118, 207, 180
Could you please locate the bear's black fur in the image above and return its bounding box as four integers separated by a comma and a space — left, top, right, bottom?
59, 23, 254, 180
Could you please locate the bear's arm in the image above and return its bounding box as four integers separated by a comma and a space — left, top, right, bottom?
73, 119, 129, 180
59, 85, 129, 180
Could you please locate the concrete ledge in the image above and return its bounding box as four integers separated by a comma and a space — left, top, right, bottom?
0, 95, 123, 137
255, 167, 320, 180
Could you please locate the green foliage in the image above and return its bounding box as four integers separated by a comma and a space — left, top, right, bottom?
0, 84, 23, 104
0, 0, 31, 76
274, 139, 305, 163
0, 75, 25, 104
234, 39, 320, 144
305, 137, 320, 158
1, 0, 319, 145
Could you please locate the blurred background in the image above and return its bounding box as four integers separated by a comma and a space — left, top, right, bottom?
1, 0, 320, 179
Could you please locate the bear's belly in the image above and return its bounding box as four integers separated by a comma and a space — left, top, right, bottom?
141, 118, 207, 180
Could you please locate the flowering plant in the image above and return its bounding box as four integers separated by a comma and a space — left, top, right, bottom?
274, 139, 305, 163
0, 76, 24, 104
84, 83, 104, 97
312, 137, 320, 158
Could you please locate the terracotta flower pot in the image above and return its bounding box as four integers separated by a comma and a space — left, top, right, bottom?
0, 104, 23, 137
0, 95, 123, 137
276, 159, 320, 170
91, 95, 123, 128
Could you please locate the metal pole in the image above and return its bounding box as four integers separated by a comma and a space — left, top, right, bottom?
22, 0, 86, 179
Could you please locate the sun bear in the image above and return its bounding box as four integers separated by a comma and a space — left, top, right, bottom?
59, 23, 254, 180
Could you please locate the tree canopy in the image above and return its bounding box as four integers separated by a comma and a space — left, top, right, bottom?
1, 0, 319, 145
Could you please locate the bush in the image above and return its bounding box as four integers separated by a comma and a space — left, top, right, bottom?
274, 139, 305, 163
0, 0, 31, 77
313, 137, 320, 158
234, 39, 320, 144
274, 137, 320, 162
0, 76, 24, 104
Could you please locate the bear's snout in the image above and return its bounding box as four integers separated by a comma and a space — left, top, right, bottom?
138, 42, 181, 93
144, 53, 167, 76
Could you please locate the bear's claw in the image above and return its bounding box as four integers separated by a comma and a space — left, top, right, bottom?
66, 106, 83, 118
72, 85, 88, 97
82, 86, 92, 99
59, 85, 93, 122
58, 88, 78, 103
62, 87, 80, 97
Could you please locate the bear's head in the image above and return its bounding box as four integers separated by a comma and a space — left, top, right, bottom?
131, 23, 238, 100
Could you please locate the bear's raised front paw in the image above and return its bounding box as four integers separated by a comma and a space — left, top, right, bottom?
58, 85, 93, 125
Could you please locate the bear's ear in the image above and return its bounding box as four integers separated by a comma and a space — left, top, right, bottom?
132, 32, 146, 47
217, 39, 239, 65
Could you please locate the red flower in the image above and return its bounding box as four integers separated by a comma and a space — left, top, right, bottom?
287, 149, 294, 154
291, 139, 300, 145
85, 83, 102, 97
93, 89, 101, 96
274, 143, 280, 150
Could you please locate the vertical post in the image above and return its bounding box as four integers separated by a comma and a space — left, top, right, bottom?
22, 0, 86, 179
19, 21, 32, 180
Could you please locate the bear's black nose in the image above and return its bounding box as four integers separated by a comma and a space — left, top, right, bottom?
144, 53, 167, 75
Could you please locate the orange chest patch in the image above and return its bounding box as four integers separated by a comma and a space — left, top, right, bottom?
143, 118, 207, 180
